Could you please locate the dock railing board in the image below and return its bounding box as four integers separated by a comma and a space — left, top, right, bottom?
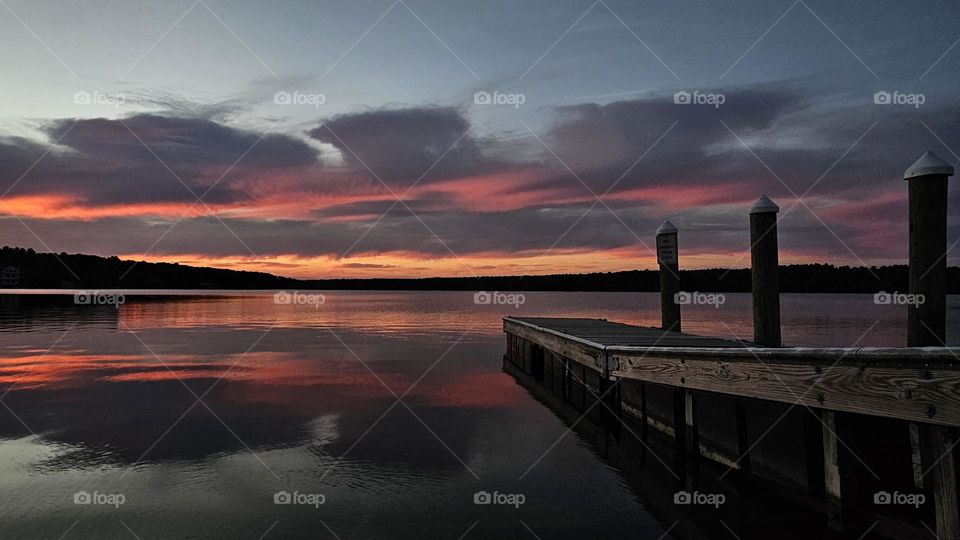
504, 316, 960, 427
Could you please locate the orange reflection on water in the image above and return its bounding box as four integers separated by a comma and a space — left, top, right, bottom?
0, 353, 202, 389
410, 371, 526, 409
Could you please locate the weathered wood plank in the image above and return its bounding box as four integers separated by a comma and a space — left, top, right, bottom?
928, 426, 959, 539
684, 389, 697, 456
611, 352, 960, 427
910, 423, 924, 489
736, 399, 752, 475
505, 316, 960, 426
504, 318, 605, 372
822, 411, 843, 530
608, 345, 960, 367
506, 317, 747, 348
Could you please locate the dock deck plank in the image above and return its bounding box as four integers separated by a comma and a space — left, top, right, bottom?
509, 317, 749, 348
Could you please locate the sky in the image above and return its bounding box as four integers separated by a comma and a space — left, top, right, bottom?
0, 0, 958, 279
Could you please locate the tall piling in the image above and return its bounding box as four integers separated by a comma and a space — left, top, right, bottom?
904, 151, 957, 539
749, 195, 781, 347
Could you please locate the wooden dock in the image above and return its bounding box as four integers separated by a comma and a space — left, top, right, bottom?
504, 316, 960, 538
506, 317, 960, 427
502, 155, 959, 539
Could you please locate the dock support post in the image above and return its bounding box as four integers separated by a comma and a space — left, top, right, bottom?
657, 221, 681, 332
684, 390, 697, 457
735, 399, 751, 475
804, 410, 825, 495
749, 195, 781, 347
929, 427, 959, 539
822, 411, 843, 530
910, 423, 925, 489
904, 151, 957, 538
673, 388, 686, 461
673, 387, 698, 459
640, 382, 648, 442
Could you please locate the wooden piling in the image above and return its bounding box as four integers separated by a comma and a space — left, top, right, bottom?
904, 151, 953, 347
657, 221, 681, 332
904, 151, 958, 538
749, 195, 781, 347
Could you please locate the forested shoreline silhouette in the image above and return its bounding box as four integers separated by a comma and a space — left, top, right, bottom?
1, 246, 957, 293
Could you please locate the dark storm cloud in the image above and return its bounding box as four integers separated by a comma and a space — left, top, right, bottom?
46, 115, 318, 169
1, 114, 320, 206
541, 85, 810, 199
548, 86, 804, 171
541, 84, 960, 202
307, 106, 490, 184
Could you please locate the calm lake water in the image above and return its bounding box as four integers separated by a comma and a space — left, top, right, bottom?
0, 291, 956, 539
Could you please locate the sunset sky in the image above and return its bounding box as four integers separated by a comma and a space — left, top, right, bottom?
1, 0, 958, 278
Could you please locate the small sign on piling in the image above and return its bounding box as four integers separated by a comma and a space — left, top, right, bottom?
656, 233, 678, 266
657, 221, 681, 332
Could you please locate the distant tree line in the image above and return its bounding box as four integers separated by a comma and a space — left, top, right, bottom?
1, 246, 957, 293
0, 247, 294, 289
